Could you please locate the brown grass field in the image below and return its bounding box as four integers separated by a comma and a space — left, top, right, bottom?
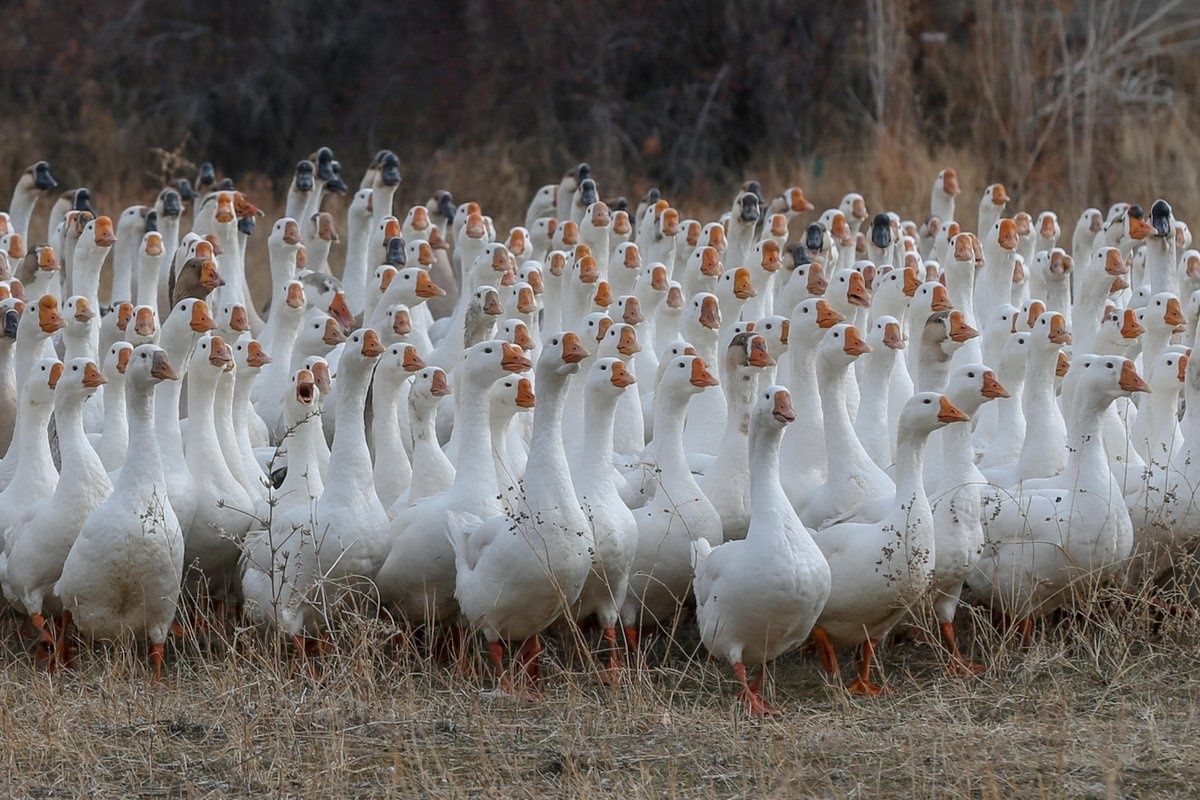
1, 564, 1199, 799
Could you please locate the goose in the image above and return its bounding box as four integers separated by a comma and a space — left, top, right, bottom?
0, 358, 61, 548
7, 162, 57, 242
692, 385, 831, 715
970, 357, 1145, 632
975, 217, 1019, 317
3, 357, 109, 660
854, 315, 904, 469
230, 335, 271, 483
303, 211, 339, 275
714, 266, 757, 355
486, 373, 535, 511
1072, 208, 1104, 261
54, 345, 184, 680
1137, 292, 1185, 370
557, 164, 588, 223
93, 343, 133, 472
371, 342, 425, 509
697, 333, 775, 541
796, 324, 893, 529
1128, 349, 1186, 466
524, 184, 557, 231
341, 188, 375, 316
447, 333, 593, 692
127, 305, 158, 345
742, 240, 782, 319
977, 331, 1031, 469
132, 232, 166, 311
582, 201, 611, 268
180, 334, 255, 607
809, 392, 968, 695
398, 367, 455, 508
378, 341, 532, 626
977, 183, 1010, 236
621, 353, 723, 633
239, 368, 327, 645
0, 298, 22, 455
766, 186, 814, 224
925, 364, 1008, 673
15, 245, 61, 302
111, 206, 150, 302
608, 242, 642, 299
930, 168, 960, 223
569, 356, 639, 677
252, 281, 306, 417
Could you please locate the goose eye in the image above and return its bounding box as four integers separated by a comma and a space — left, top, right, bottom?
968, 372, 975, 377
924, 398, 931, 404
765, 324, 772, 329
485, 347, 493, 353
678, 362, 685, 368
601, 365, 607, 370
1107, 362, 1114, 368
73, 365, 78, 371
833, 332, 840, 337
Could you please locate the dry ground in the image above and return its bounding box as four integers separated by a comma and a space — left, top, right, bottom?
1, 573, 1199, 800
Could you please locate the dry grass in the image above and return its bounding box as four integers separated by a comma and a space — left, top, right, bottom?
2, 565, 1199, 799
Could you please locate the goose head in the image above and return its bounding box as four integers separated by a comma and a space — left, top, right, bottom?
303, 356, 333, 396
659, 353, 719, 398
2, 298, 23, 339
270, 218, 303, 253
1013, 211, 1033, 243
289, 367, 321, 415
614, 294, 644, 327
470, 285, 504, 318
868, 213, 892, 252
684, 292, 721, 339
755, 314, 790, 357
790, 298, 843, 349
1141, 292, 1187, 335
840, 192, 868, 224
598, 320, 641, 359
639, 261, 670, 296
311, 211, 339, 244
830, 267, 871, 312
752, 386, 796, 435
191, 333, 235, 382
79, 215, 117, 256
1149, 349, 1188, 396
776, 186, 814, 216
1035, 211, 1060, 245
218, 302, 251, 337
934, 169, 960, 200
754, 240, 783, 275
463, 340, 532, 386
17, 161, 57, 195
540, 330, 590, 376
1174, 221, 1192, 251
372, 150, 402, 189
64, 294, 95, 330
499, 318, 536, 352
1075, 355, 1150, 401
1150, 199, 1174, 239
1017, 299, 1046, 332
2, 232, 26, 263
28, 294, 65, 336
945, 362, 1009, 417
297, 310, 347, 357
726, 331, 774, 373
981, 183, 1010, 215
129, 305, 159, 342
588, 356, 637, 401
384, 304, 413, 342
1031, 311, 1072, 348
490, 374, 537, 420
553, 218, 580, 250
128, 344, 178, 389
301, 272, 355, 331
920, 309, 975, 364
378, 342, 426, 380
901, 391, 970, 438
911, 279, 952, 316
339, 328, 385, 377
171, 257, 223, 305
610, 209, 632, 240
233, 336, 272, 374
715, 265, 756, 305
505, 281, 539, 318
820, 323, 870, 371
104, 341, 134, 381
869, 315, 905, 352
25, 356, 63, 402
517, 261, 544, 296
581, 311, 613, 348
1098, 306, 1144, 352
411, 367, 453, 412
614, 242, 642, 276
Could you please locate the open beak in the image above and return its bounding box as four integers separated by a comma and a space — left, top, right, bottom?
816, 300, 843, 328
208, 335, 233, 369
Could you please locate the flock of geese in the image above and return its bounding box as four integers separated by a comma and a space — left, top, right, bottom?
0, 153, 1194, 714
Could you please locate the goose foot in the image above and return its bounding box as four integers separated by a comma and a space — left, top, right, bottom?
810, 626, 840, 676
940, 622, 985, 676
515, 635, 543, 697
55, 611, 75, 671
597, 627, 625, 685
846, 639, 889, 697
733, 662, 778, 716
1016, 618, 1034, 649
487, 640, 516, 695
31, 613, 54, 665
149, 642, 165, 683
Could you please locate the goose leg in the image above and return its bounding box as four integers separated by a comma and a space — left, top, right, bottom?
598, 626, 623, 684
149, 642, 165, 683
56, 611, 75, 670
940, 621, 985, 675
811, 626, 840, 677
31, 612, 54, 666
846, 638, 887, 696
733, 661, 777, 716
516, 635, 543, 695
1016, 617, 1034, 649
291, 634, 318, 680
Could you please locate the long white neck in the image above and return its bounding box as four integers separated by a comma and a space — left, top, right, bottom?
71, 245, 107, 308
575, 387, 620, 489
278, 402, 325, 501
343, 212, 372, 315
893, 424, 932, 518
8, 188, 37, 241
326, 360, 376, 498
99, 371, 129, 464
57, 387, 110, 490
185, 369, 226, 476
449, 372, 505, 513
118, 380, 166, 493
7, 393, 54, 493
947, 260, 977, 325
651, 385, 702, 496
1146, 236, 1179, 296
816, 355, 874, 478
522, 363, 583, 520
137, 253, 163, 308
745, 417, 791, 542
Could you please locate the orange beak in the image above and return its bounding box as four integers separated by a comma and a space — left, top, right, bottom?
708, 225, 727, 251
328, 291, 354, 331
949, 310, 979, 343
93, 217, 116, 247
286, 282, 306, 309
482, 291, 503, 316
188, 301, 215, 332
37, 246, 58, 270
501, 341, 533, 372
143, 232, 164, 257
6, 233, 25, 259
683, 221, 701, 248
842, 325, 870, 356
595, 317, 614, 342
979, 370, 1009, 399
1121, 309, 1144, 339
997, 218, 1019, 250
789, 187, 814, 212
134, 307, 157, 336
617, 326, 640, 356
1014, 212, 1032, 237
610, 361, 636, 389
732, 267, 756, 300
116, 346, 132, 374
402, 346, 425, 372
81, 361, 105, 388
747, 335, 774, 367
930, 283, 952, 312
247, 340, 272, 368
847, 271, 871, 307
48, 361, 63, 388
1104, 249, 1127, 276
772, 388, 796, 423
883, 321, 904, 349
901, 266, 921, 297
228, 304, 250, 333
590, 203, 610, 228
1056, 352, 1071, 378
938, 395, 970, 423
991, 184, 1010, 206
778, 319, 790, 344
816, 300, 843, 328
526, 270, 544, 294
577, 255, 599, 284
560, 220, 580, 246
465, 213, 487, 239
561, 331, 590, 364
39, 296, 64, 333
194, 240, 214, 260
806, 262, 828, 296
282, 219, 301, 245
208, 335, 233, 369
1119, 360, 1151, 393
548, 253, 567, 277
593, 280, 613, 309
512, 323, 534, 351
415, 271, 445, 299
215, 195, 235, 224
516, 287, 537, 315
622, 297, 645, 325
295, 371, 316, 404
430, 369, 452, 397
661, 209, 679, 236
698, 295, 721, 330
360, 328, 383, 357
418, 242, 434, 267
392, 309, 412, 336
700, 247, 722, 278
73, 297, 94, 323
1026, 300, 1046, 329
666, 286, 684, 309
311, 362, 332, 393
1048, 313, 1071, 345
943, 169, 960, 196
1128, 214, 1153, 241
150, 351, 179, 381
199, 260, 223, 291
612, 211, 631, 236
689, 357, 719, 388
1164, 297, 1186, 328
515, 377, 536, 408
378, 267, 397, 292
1179, 353, 1190, 382
650, 265, 669, 291
115, 302, 133, 331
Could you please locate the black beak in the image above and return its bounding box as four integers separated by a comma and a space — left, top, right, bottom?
791, 245, 811, 268
740, 194, 760, 223
238, 216, 256, 236
439, 192, 456, 224
74, 188, 94, 215
295, 160, 315, 192
144, 210, 158, 233
577, 162, 592, 182
198, 162, 216, 188
161, 189, 182, 218
326, 161, 348, 194
34, 162, 57, 191
385, 236, 406, 266
805, 223, 824, 253
315, 147, 336, 182
1151, 199, 1173, 238
579, 179, 597, 207
607, 196, 629, 212
744, 180, 764, 203
3, 309, 19, 338
871, 213, 892, 249
216, 178, 234, 191
645, 187, 661, 205
379, 151, 402, 187
175, 179, 195, 202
